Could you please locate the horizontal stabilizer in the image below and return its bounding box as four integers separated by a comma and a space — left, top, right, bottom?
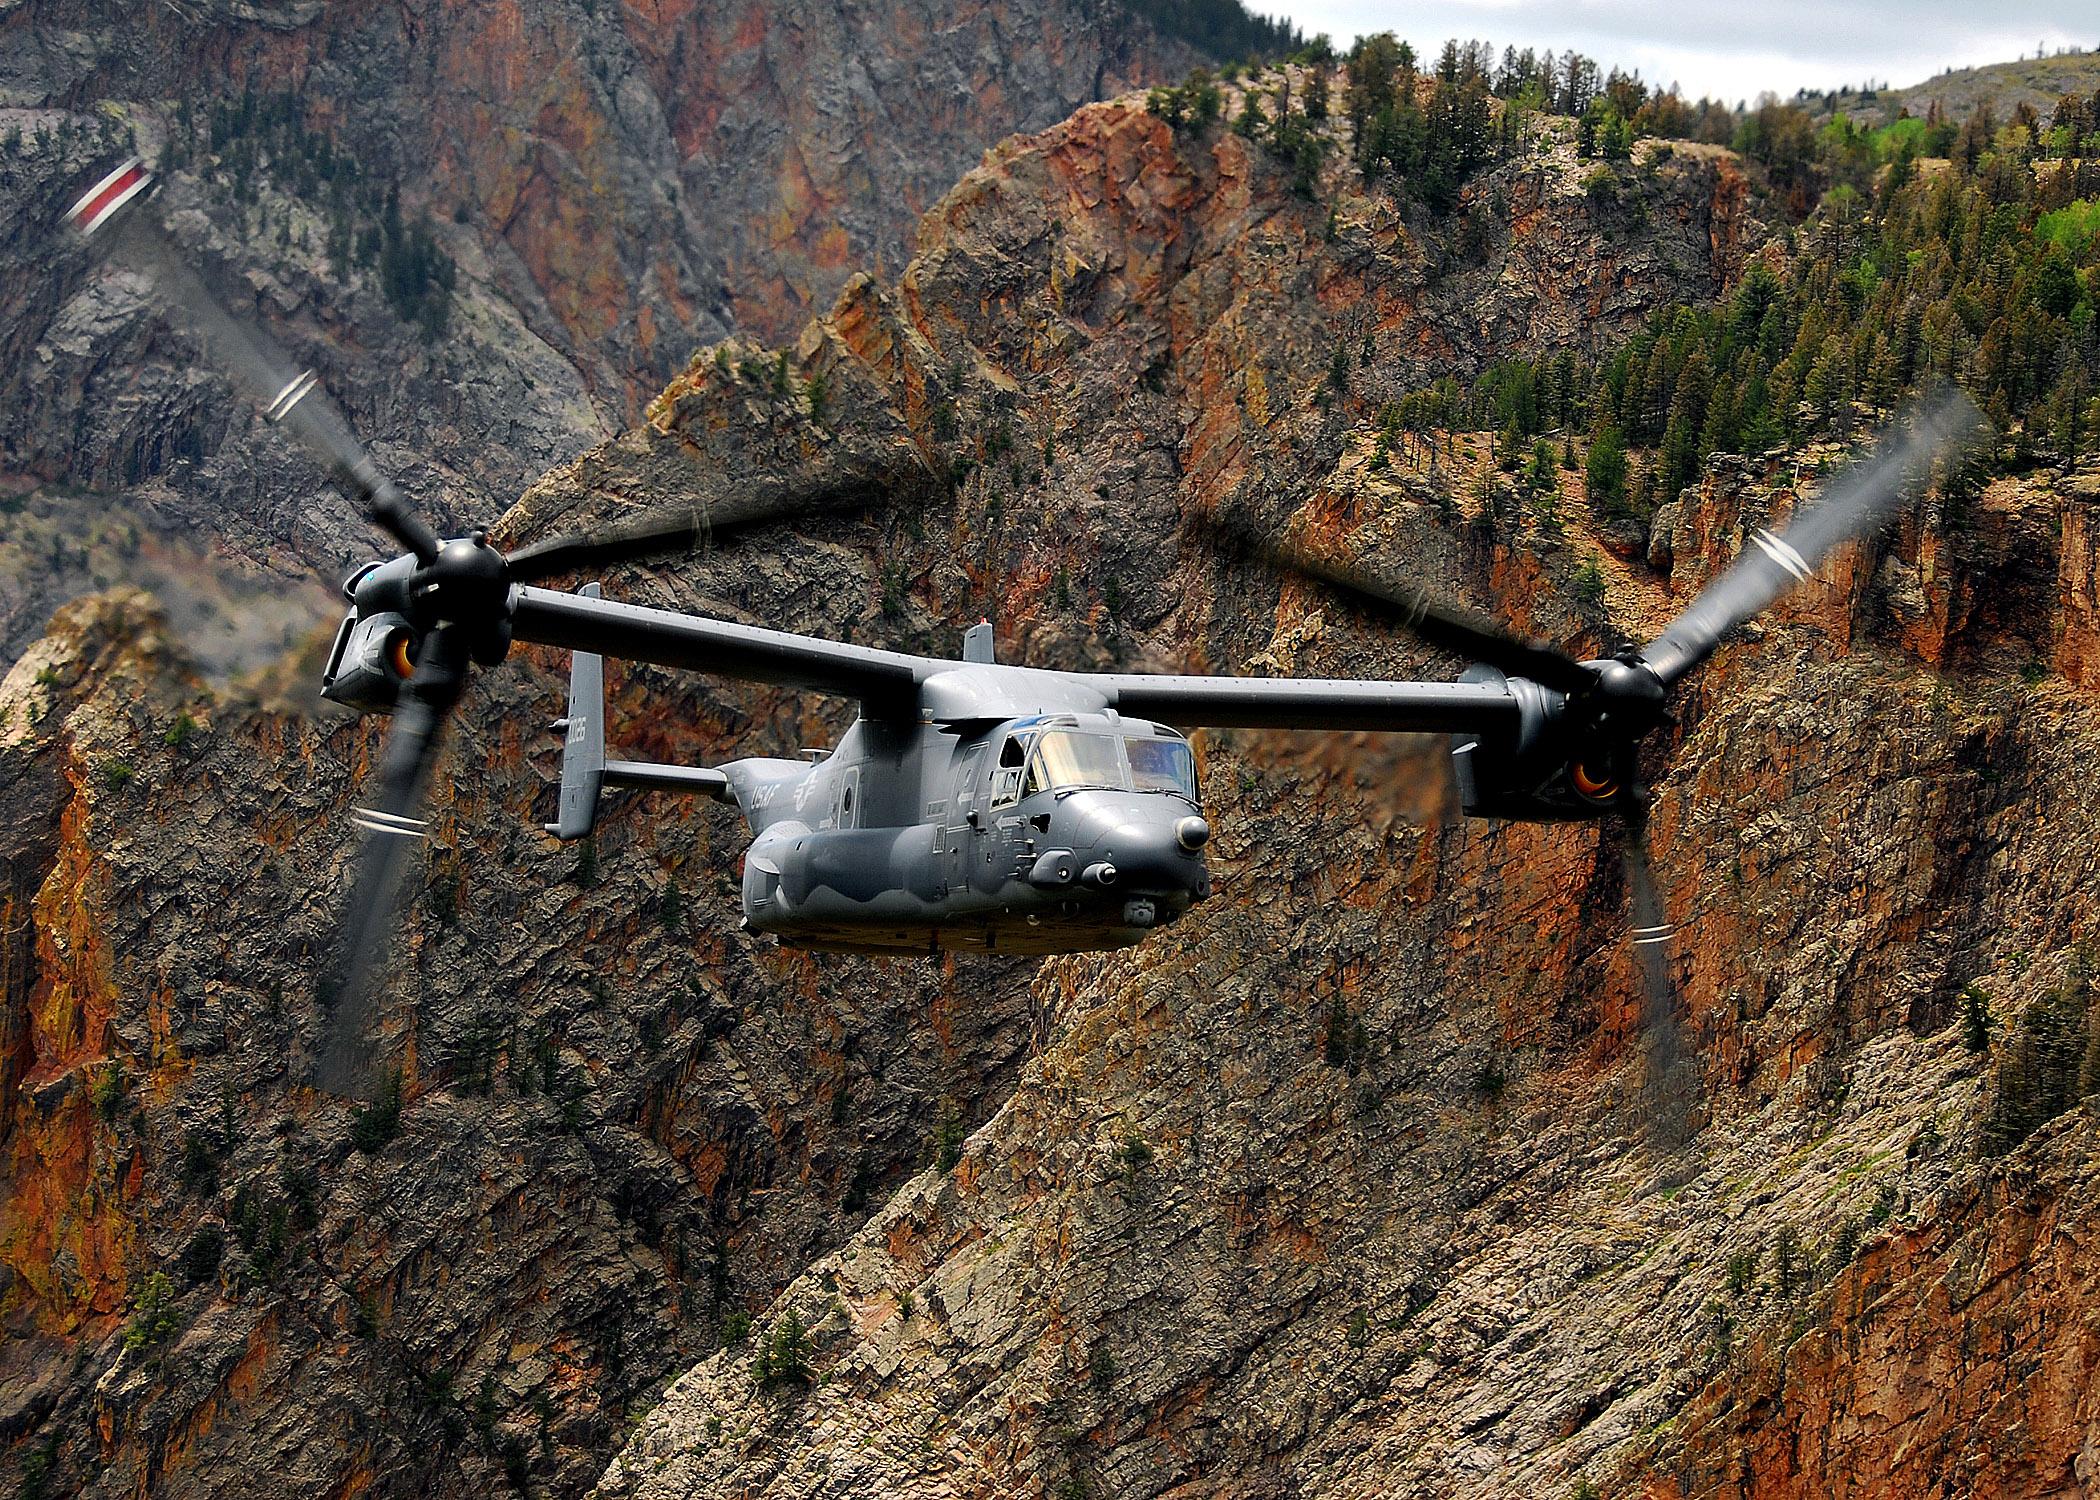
605, 761, 729, 796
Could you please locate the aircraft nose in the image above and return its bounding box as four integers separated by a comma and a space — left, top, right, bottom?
1093, 817, 1206, 899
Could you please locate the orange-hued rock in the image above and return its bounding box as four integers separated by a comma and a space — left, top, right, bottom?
1644, 1107, 2100, 1500
2056, 473, 2100, 685
584, 95, 2100, 1500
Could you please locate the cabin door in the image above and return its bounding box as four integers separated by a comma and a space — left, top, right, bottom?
942, 741, 987, 897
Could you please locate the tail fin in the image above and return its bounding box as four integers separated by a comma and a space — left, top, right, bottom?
548, 585, 609, 840
545, 582, 730, 840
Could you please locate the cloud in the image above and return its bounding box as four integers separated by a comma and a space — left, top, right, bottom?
1259, 0, 2098, 101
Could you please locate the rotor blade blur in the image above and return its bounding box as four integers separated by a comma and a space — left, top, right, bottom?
91, 183, 438, 563
504, 506, 712, 583
502, 479, 893, 583
1196, 514, 1600, 695
1620, 804, 1695, 1148
1640, 392, 1977, 686
317, 628, 471, 1097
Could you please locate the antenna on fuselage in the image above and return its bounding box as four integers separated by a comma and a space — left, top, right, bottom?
963, 619, 994, 664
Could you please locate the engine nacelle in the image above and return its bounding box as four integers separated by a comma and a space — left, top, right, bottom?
319, 609, 419, 714
1450, 662, 1640, 822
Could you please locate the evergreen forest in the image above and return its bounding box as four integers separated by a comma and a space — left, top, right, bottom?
1156, 38, 2100, 524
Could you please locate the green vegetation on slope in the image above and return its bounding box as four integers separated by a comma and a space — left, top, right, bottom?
1119, 0, 1301, 65
141, 85, 459, 339
1386, 98, 2100, 514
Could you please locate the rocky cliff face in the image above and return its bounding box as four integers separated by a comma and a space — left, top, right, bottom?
580, 95, 2100, 1500
4, 62, 2095, 1500
0, 0, 1189, 663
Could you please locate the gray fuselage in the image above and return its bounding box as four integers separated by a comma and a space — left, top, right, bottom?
722, 710, 1210, 955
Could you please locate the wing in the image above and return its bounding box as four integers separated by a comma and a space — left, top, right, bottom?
1096, 673, 1521, 733
510, 586, 928, 711
514, 589, 1526, 732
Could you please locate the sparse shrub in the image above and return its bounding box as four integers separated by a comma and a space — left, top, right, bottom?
1822, 1216, 1865, 1279
934, 1104, 965, 1172
180, 1130, 219, 1191
1772, 1225, 1802, 1295
163, 711, 197, 748
1088, 1344, 1116, 1390
1323, 994, 1350, 1066
559, 1070, 588, 1134
1977, 976, 2090, 1157
1473, 1061, 1507, 1102
180, 1224, 224, 1284
501, 1433, 530, 1490
722, 1311, 752, 1346
1725, 1248, 1757, 1296
1574, 554, 1608, 603
750, 1309, 810, 1389
89, 1062, 127, 1121
19, 1433, 59, 1500
349, 1068, 403, 1153
1960, 982, 1992, 1052
124, 1271, 180, 1351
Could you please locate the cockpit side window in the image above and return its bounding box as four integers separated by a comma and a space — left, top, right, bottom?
990, 731, 1032, 809
1126, 737, 1199, 801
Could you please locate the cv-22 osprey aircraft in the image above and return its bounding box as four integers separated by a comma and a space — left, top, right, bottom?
66, 160, 1970, 1093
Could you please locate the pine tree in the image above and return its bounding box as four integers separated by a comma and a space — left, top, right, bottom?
1584, 423, 1629, 515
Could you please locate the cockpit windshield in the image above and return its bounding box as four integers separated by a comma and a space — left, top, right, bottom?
1125, 737, 1198, 799
1023, 731, 1126, 795
1017, 730, 1201, 801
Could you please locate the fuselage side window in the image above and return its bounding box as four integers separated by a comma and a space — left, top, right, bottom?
953, 741, 988, 819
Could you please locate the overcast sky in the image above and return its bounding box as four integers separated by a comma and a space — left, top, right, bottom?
1254, 2, 2099, 105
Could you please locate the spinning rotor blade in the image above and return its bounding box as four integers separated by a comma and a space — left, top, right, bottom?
1620, 803, 1675, 1025
503, 474, 900, 582
503, 505, 713, 583
1197, 512, 1601, 696
1618, 800, 1696, 1147
67, 160, 438, 562
66, 161, 474, 1095
319, 628, 473, 1097
1640, 393, 1977, 686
